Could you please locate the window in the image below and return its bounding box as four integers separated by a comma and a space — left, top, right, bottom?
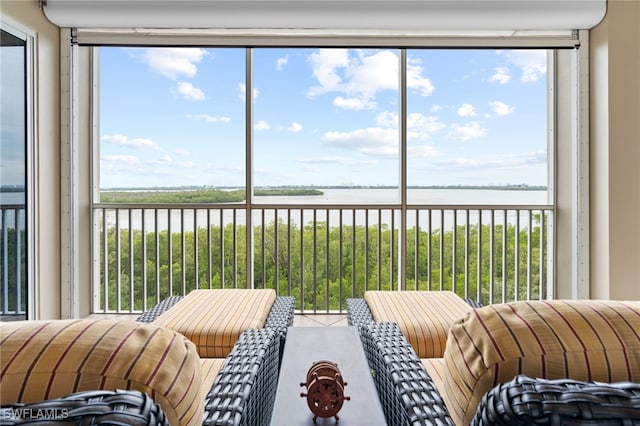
98, 47, 550, 204
89, 41, 567, 311
0, 24, 29, 320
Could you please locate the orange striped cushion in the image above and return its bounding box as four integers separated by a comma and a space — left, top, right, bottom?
153, 289, 276, 357
441, 300, 640, 426
0, 319, 203, 426
365, 291, 472, 358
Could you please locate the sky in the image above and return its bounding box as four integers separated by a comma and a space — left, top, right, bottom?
99, 47, 548, 189
1, 43, 26, 188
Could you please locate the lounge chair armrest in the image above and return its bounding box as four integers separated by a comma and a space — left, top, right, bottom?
346, 298, 374, 329
472, 374, 640, 425
359, 322, 454, 426
203, 328, 280, 426
136, 295, 183, 322
264, 296, 295, 342
0, 390, 169, 425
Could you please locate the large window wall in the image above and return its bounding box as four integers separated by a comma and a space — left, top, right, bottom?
84, 39, 579, 312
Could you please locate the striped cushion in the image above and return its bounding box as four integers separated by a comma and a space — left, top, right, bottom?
422, 357, 446, 396
440, 300, 640, 426
365, 291, 472, 358
0, 319, 203, 426
153, 289, 276, 357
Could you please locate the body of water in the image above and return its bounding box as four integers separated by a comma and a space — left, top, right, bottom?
97, 188, 551, 232
252, 188, 548, 206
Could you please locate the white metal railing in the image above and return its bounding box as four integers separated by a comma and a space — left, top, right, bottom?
92, 202, 553, 314
1, 205, 26, 316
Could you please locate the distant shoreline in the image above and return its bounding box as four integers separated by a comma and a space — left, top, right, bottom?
100, 184, 547, 192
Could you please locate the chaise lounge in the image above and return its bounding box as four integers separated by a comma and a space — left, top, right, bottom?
355, 298, 640, 425
0, 289, 295, 425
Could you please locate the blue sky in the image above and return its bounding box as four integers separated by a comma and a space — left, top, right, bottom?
99, 47, 548, 189
1, 44, 26, 188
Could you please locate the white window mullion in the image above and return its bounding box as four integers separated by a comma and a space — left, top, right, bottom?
60, 28, 80, 318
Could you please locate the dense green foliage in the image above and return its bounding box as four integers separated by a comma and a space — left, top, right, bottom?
101, 189, 246, 203
99, 215, 547, 312
254, 189, 324, 196
100, 188, 325, 203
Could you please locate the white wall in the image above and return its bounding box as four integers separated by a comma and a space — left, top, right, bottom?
590, 0, 640, 300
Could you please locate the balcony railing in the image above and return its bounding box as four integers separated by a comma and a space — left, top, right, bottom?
1, 205, 26, 316
92, 202, 553, 314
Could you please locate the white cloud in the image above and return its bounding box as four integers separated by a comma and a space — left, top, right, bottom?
307, 49, 431, 108
376, 111, 445, 141
238, 83, 260, 101
176, 82, 205, 101
447, 122, 486, 141
407, 113, 446, 140
432, 151, 546, 170
502, 50, 547, 83
287, 122, 303, 132
489, 101, 515, 116
276, 54, 289, 71
333, 96, 376, 110
323, 127, 398, 157
136, 48, 207, 80
101, 154, 140, 166
307, 49, 350, 97
296, 156, 376, 166
407, 58, 435, 96
408, 145, 439, 158
174, 148, 190, 156
255, 120, 271, 131
489, 67, 511, 84
458, 103, 477, 117
430, 105, 443, 113
186, 113, 231, 123
101, 134, 161, 151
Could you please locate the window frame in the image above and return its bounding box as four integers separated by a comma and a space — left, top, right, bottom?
69, 30, 589, 313
0, 19, 36, 319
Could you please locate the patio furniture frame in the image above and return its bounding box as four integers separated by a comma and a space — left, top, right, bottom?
358, 321, 640, 426
0, 327, 280, 426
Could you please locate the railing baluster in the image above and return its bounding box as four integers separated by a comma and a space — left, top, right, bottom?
207, 209, 212, 289
428, 209, 432, 291
129, 208, 134, 311
414, 210, 419, 290
275, 209, 279, 294
452, 209, 457, 294
515, 210, 520, 301
154, 209, 160, 303
377, 209, 381, 291
540, 210, 546, 300
325, 208, 329, 313
194, 209, 198, 290
141, 209, 147, 311
364, 210, 369, 292
477, 209, 482, 304
2, 209, 9, 314
339, 209, 343, 309
439, 208, 444, 291
168, 209, 173, 296
528, 209, 533, 300
464, 209, 470, 300
287, 209, 292, 299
